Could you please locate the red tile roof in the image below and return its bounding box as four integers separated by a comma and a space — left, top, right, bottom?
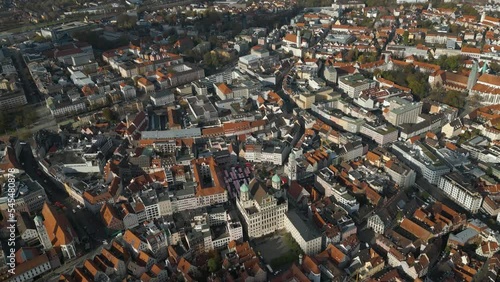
284, 33, 298, 43
217, 83, 232, 95
42, 203, 76, 249
400, 218, 432, 241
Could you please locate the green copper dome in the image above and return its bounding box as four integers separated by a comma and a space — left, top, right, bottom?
240, 183, 249, 193
272, 173, 281, 183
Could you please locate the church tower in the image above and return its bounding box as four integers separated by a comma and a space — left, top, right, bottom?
467, 60, 479, 90
240, 183, 249, 202
272, 173, 281, 190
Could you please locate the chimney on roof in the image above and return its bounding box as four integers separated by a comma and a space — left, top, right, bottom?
298, 254, 303, 265
296, 30, 301, 47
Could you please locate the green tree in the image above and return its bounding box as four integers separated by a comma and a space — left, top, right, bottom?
102, 108, 116, 122
207, 258, 219, 273
462, 4, 479, 19
33, 34, 49, 43
117, 14, 137, 30
487, 167, 493, 176
396, 211, 403, 221
345, 48, 360, 62
203, 51, 221, 69
409, 80, 427, 98
0, 112, 6, 133
443, 90, 467, 108
22, 109, 37, 127
403, 30, 410, 45
490, 62, 500, 74
203, 52, 213, 66
15, 115, 23, 128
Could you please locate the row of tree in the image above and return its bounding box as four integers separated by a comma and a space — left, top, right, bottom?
344, 49, 381, 64
378, 65, 430, 99
0, 108, 37, 133
430, 55, 466, 72
73, 30, 129, 51
428, 89, 467, 109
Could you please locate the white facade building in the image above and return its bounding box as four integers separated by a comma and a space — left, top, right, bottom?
438, 172, 483, 213
383, 97, 422, 126
236, 180, 288, 239
360, 122, 399, 145
34, 216, 52, 251
367, 214, 387, 234
10, 254, 52, 282
385, 160, 417, 188
315, 167, 359, 213
391, 141, 451, 185
338, 74, 377, 99
285, 211, 322, 255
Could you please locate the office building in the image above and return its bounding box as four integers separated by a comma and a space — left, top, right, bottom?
391, 141, 451, 184
360, 122, 399, 145
338, 74, 377, 99
383, 97, 422, 126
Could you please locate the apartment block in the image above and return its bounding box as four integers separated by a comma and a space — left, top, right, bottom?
438, 172, 483, 213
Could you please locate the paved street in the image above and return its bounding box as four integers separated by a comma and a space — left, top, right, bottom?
36, 245, 104, 282
20, 144, 108, 241
413, 177, 468, 215
19, 143, 110, 281
6, 48, 43, 104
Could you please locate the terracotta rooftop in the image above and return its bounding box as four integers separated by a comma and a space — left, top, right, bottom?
122, 230, 144, 251
191, 157, 225, 197
272, 263, 309, 282
202, 126, 224, 136
217, 83, 232, 95
478, 73, 500, 87
284, 33, 298, 43
42, 203, 76, 248
137, 77, 153, 86
461, 46, 481, 54
100, 203, 122, 229
302, 255, 320, 275
316, 244, 346, 265
400, 218, 432, 241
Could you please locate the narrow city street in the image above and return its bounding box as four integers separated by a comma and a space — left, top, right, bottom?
20, 144, 108, 241
19, 143, 110, 281
36, 246, 104, 282
6, 48, 42, 104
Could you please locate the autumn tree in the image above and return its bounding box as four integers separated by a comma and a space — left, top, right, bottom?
117, 14, 137, 30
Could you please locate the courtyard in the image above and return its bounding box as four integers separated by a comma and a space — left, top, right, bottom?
252, 231, 302, 269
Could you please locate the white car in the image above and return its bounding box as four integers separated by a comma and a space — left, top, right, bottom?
77, 205, 82, 209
